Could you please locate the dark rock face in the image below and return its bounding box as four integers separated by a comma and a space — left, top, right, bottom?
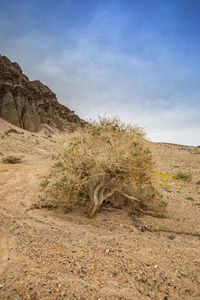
0, 55, 85, 132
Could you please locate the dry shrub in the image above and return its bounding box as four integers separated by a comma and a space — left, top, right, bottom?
2, 155, 22, 164
40, 118, 163, 217
175, 171, 192, 182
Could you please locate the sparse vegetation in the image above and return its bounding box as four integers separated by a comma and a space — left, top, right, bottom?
2, 155, 22, 164
40, 178, 50, 188
165, 188, 172, 193
186, 196, 194, 201
193, 203, 200, 206
154, 170, 173, 178
6, 128, 21, 135
175, 171, 192, 182
161, 200, 168, 206
40, 118, 163, 217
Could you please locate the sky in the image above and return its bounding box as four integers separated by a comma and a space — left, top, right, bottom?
0, 0, 200, 145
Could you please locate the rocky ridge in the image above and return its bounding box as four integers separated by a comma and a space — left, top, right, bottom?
0, 55, 85, 132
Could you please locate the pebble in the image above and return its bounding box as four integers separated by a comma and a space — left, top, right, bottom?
168, 235, 176, 240
132, 215, 139, 222
140, 227, 145, 232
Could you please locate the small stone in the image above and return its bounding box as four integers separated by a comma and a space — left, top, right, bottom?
196, 180, 200, 185
81, 268, 87, 274
132, 215, 139, 222
0, 284, 5, 289
169, 235, 176, 240
140, 227, 145, 232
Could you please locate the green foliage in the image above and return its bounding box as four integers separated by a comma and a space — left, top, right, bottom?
175, 171, 192, 182
161, 200, 168, 206
40, 178, 50, 187
186, 196, 194, 201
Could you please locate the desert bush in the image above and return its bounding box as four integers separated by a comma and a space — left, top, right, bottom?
2, 155, 22, 164
40, 118, 163, 217
175, 171, 192, 182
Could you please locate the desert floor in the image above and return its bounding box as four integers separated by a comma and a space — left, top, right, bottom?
0, 118, 200, 300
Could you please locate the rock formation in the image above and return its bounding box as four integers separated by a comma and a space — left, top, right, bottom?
0, 55, 85, 132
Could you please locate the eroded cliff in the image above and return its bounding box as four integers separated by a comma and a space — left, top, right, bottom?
0, 55, 85, 132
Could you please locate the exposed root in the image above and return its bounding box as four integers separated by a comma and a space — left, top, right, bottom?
133, 208, 166, 218
88, 181, 105, 218
103, 188, 117, 201
119, 192, 140, 203
88, 183, 143, 218
98, 187, 106, 208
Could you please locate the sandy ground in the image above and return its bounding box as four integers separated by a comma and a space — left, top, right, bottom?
0, 118, 200, 300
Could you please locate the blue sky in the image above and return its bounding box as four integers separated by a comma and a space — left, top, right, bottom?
0, 0, 200, 145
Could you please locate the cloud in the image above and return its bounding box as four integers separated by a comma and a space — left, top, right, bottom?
0, 2, 199, 146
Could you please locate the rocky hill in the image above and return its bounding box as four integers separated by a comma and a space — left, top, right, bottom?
0, 55, 85, 132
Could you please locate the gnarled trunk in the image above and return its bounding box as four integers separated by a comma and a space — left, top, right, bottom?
87, 180, 140, 218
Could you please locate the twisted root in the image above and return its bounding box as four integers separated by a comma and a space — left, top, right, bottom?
119, 192, 140, 203
87, 181, 141, 218
88, 181, 105, 218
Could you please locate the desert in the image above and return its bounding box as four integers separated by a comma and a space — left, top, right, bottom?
0, 114, 200, 299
